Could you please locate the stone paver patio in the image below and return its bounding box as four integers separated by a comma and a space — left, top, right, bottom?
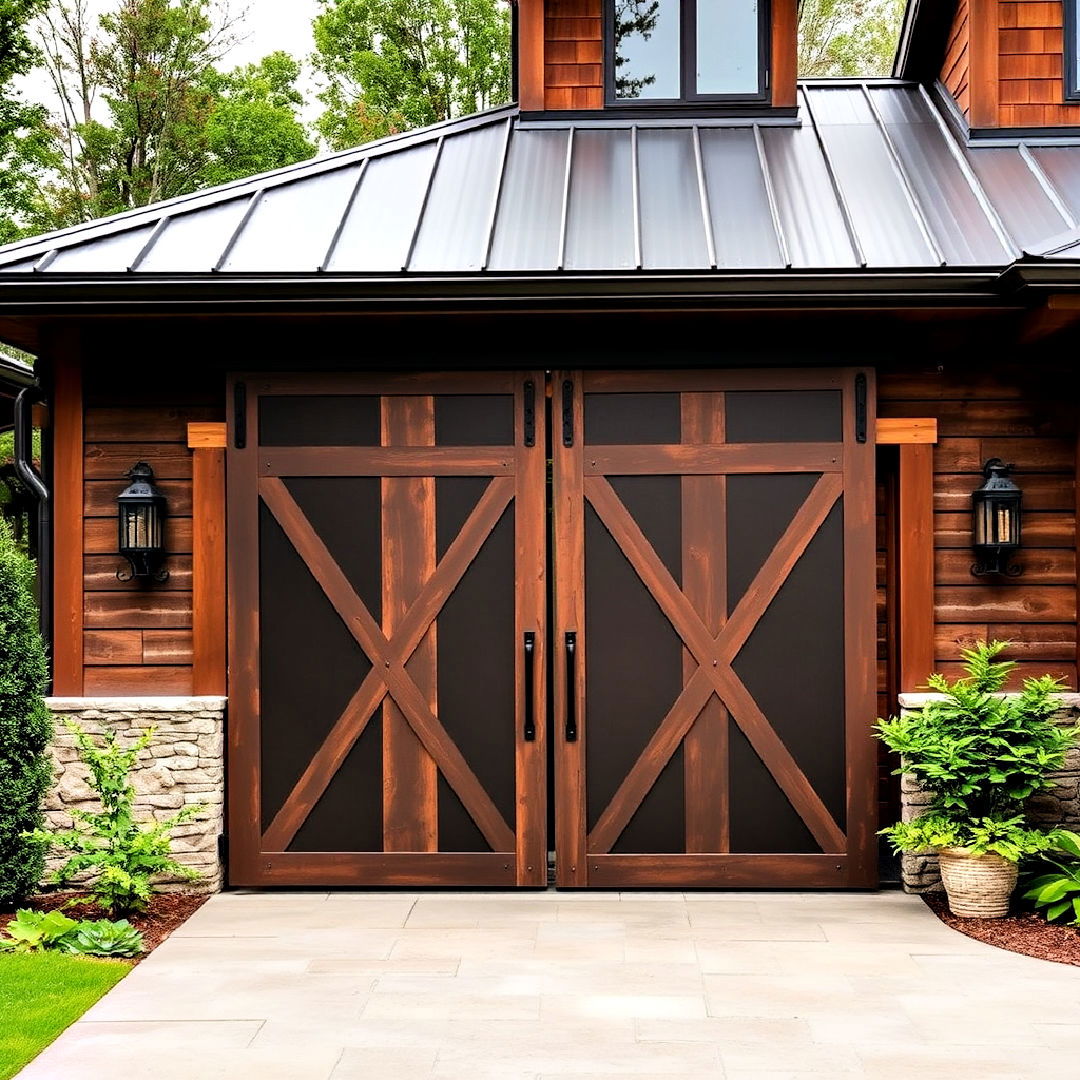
17, 890, 1080, 1079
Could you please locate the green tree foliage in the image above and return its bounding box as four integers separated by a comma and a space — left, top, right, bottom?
612, 0, 660, 100
798, 0, 905, 77
312, 0, 511, 149
33, 0, 312, 230
0, 518, 52, 908
0, 0, 52, 243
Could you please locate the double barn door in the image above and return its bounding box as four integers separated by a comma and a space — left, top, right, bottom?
227, 369, 877, 889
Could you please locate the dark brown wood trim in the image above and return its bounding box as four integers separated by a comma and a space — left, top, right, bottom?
899, 442, 936, 692
553, 371, 587, 886
51, 332, 84, 695
585, 853, 851, 888
584, 444, 842, 475
583, 369, 846, 393
248, 372, 517, 396
190, 444, 226, 695
681, 392, 729, 854
233, 852, 519, 887
843, 368, 879, 888
259, 447, 515, 477
381, 396, 439, 853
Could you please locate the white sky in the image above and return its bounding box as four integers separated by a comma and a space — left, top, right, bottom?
21, 1, 323, 120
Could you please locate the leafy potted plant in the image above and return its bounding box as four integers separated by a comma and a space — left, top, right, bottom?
876, 641, 1079, 918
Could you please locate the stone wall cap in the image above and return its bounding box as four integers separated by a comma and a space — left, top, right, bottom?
46, 697, 228, 711
898, 692, 1080, 709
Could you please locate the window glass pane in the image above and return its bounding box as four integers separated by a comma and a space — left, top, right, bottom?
696, 0, 759, 95
613, 0, 680, 99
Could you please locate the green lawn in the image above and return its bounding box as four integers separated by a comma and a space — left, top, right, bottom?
0, 952, 129, 1080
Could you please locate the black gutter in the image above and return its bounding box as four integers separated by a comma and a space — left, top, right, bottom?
13, 386, 50, 680
0, 269, 1019, 316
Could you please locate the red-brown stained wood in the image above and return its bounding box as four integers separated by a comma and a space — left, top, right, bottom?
84, 555, 193, 591
85, 629, 194, 666
84, 444, 193, 480
192, 445, 227, 695
899, 444, 936, 692
52, 336, 84, 695
553, 372, 587, 886
544, 0, 600, 109
772, 0, 798, 108
84, 666, 193, 695
85, 407, 219, 443
381, 396, 438, 854
681, 393, 729, 854
86, 480, 193, 516
84, 593, 193, 629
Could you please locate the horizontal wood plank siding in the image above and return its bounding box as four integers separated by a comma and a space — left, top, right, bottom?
879, 366, 1077, 695
81, 368, 222, 694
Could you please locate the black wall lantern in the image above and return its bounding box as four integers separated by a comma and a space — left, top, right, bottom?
971, 458, 1022, 577
117, 462, 168, 583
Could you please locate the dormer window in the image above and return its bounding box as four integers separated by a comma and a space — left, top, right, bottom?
608, 0, 768, 104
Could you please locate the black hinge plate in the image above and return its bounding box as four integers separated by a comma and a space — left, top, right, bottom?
854, 373, 867, 444
233, 382, 247, 449
523, 379, 536, 447
562, 380, 574, 448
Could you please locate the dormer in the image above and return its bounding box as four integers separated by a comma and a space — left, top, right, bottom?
516, 0, 796, 118
900, 0, 1080, 137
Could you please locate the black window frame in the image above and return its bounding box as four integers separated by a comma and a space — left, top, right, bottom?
604, 0, 771, 109
1067, 0, 1080, 100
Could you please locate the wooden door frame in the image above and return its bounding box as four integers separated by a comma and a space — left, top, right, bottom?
552, 368, 879, 888
225, 371, 547, 887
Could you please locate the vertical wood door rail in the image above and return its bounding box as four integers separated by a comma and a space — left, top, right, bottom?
188, 423, 227, 695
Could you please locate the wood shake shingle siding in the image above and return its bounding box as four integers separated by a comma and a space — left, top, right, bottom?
997, 0, 1080, 126
943, 0, 972, 117
544, 0, 603, 109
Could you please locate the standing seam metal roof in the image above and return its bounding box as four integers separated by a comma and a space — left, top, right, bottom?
1, 81, 1079, 277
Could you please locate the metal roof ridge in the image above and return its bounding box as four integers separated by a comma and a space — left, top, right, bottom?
0, 104, 520, 267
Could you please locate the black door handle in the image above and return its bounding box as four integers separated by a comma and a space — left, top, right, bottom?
565, 631, 577, 741
523, 632, 536, 741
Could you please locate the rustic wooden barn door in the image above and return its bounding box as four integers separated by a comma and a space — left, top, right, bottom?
552, 370, 877, 888
227, 372, 547, 887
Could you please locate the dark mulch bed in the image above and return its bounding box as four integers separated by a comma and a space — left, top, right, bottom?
924, 891, 1080, 967
0, 891, 207, 961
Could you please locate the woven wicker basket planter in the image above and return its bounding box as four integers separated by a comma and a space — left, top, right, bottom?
937, 848, 1019, 919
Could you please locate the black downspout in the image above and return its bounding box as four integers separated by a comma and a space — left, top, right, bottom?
14, 386, 51, 687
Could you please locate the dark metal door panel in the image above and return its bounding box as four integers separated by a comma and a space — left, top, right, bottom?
552, 369, 877, 889
227, 373, 547, 887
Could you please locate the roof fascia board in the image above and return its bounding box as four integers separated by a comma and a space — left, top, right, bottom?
893, 0, 960, 80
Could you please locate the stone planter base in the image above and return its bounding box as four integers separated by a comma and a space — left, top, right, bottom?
43, 698, 227, 893
937, 848, 1018, 918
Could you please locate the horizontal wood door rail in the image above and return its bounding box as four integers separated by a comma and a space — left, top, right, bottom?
259, 446, 515, 477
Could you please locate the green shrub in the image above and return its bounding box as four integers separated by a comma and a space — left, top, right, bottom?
59, 919, 144, 958
1020, 830, 1080, 925
876, 641, 1080, 861
0, 909, 77, 953
25, 724, 201, 917
0, 518, 52, 907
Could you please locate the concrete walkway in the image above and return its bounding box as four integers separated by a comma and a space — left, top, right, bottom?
18, 890, 1080, 1079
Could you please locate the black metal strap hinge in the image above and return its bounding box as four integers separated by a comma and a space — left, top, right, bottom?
234, 382, 247, 449
562, 379, 574, 448
854, 373, 867, 443
524, 379, 536, 447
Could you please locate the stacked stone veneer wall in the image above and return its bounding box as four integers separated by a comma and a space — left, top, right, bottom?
43, 698, 227, 893
898, 693, 1080, 893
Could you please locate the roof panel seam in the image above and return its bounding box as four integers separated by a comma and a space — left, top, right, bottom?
753, 124, 791, 268
482, 118, 515, 272
404, 136, 446, 272
319, 159, 370, 272
691, 126, 718, 270
557, 128, 575, 272
1017, 143, 1078, 231
214, 190, 265, 272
